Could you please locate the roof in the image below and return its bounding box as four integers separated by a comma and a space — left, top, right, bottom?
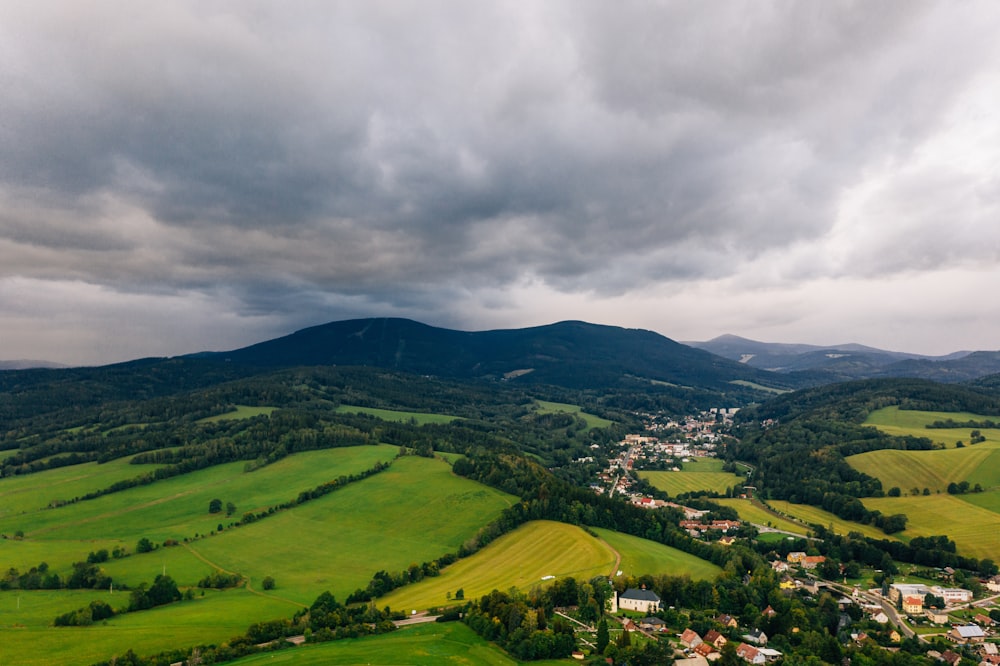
955, 625, 985, 638
621, 587, 661, 602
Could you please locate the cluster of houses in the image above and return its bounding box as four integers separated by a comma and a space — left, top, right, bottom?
612, 588, 782, 664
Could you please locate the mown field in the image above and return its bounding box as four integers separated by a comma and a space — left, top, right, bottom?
0, 450, 516, 666
197, 405, 277, 423
864, 492, 1000, 560
534, 401, 613, 430
639, 458, 746, 496
591, 528, 721, 580
849, 407, 1000, 493
379, 521, 615, 612
335, 404, 461, 425
763, 500, 891, 541
713, 499, 810, 535
226, 621, 570, 666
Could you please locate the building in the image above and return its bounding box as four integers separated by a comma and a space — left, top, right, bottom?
736, 642, 765, 665
902, 596, 924, 615
618, 588, 662, 613
680, 628, 703, 649
951, 625, 986, 643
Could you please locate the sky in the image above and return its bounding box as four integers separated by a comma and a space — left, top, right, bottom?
2, 1, 999, 366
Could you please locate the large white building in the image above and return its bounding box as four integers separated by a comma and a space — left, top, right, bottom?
617, 588, 661, 613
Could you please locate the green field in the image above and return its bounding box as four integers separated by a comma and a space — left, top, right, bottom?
764, 500, 890, 541
864, 493, 1000, 560
591, 528, 721, 580
713, 499, 810, 535
534, 401, 613, 430
197, 405, 277, 423
380, 521, 615, 612
226, 621, 568, 666
639, 458, 746, 496
851, 407, 1000, 493
336, 404, 461, 425
0, 450, 515, 666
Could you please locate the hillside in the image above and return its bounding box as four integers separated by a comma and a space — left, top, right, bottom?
689, 334, 993, 383
198, 317, 791, 393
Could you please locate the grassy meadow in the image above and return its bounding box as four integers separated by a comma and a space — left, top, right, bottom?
380, 521, 616, 612
335, 404, 461, 425
863, 492, 1000, 560
639, 458, 746, 496
713, 498, 810, 535
534, 401, 613, 430
763, 500, 890, 541
225, 621, 569, 666
0, 449, 517, 666
591, 527, 721, 580
197, 405, 278, 423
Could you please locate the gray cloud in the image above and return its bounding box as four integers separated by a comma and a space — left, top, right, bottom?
0, 1, 999, 363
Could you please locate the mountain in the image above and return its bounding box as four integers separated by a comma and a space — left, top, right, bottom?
687, 334, 987, 384
0, 359, 66, 370
197, 317, 792, 393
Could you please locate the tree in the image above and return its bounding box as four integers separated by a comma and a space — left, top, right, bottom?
136, 537, 154, 553
455, 588, 464, 600
226, 501, 237, 516
596, 617, 609, 653
262, 576, 276, 590
208, 498, 223, 514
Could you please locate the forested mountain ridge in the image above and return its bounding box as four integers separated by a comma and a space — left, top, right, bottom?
194, 317, 792, 393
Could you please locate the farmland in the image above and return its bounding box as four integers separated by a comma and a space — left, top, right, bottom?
849, 407, 1000, 493
713, 498, 810, 535
590, 528, 721, 580
0, 450, 515, 665
763, 500, 891, 541
335, 404, 461, 425
639, 458, 746, 496
379, 520, 616, 612
863, 493, 1000, 560
225, 621, 569, 666
534, 400, 613, 430
197, 405, 278, 423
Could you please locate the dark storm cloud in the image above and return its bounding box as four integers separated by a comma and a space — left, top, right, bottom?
1, 1, 999, 363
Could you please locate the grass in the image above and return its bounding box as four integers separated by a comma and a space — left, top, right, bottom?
863, 493, 1000, 560
533, 401, 613, 430
197, 405, 277, 423
764, 500, 890, 541
850, 407, 1000, 493
0, 453, 516, 665
591, 527, 721, 580
729, 380, 790, 395
713, 498, 810, 535
639, 458, 746, 496
189, 455, 515, 605
379, 521, 615, 612
335, 404, 461, 425
225, 621, 568, 666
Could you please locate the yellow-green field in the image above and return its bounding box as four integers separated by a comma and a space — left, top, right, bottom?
864, 493, 1000, 560
764, 500, 890, 541
226, 621, 568, 666
534, 401, 613, 430
713, 499, 810, 535
591, 528, 721, 580
380, 521, 615, 611
0, 451, 516, 666
639, 458, 746, 496
197, 405, 277, 423
336, 404, 461, 425
851, 407, 1000, 493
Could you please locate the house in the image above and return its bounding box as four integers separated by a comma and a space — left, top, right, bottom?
718, 536, 736, 546
761, 605, 777, 619
639, 616, 667, 632
888, 630, 901, 643
951, 624, 986, 643
974, 613, 995, 627
680, 628, 703, 649
925, 609, 949, 624
704, 629, 727, 649
871, 611, 890, 624
758, 648, 783, 663
980, 643, 999, 657
786, 552, 807, 564
902, 596, 924, 615
716, 613, 738, 629
770, 561, 790, 573
736, 642, 765, 664
801, 556, 827, 570
742, 629, 768, 646
779, 578, 796, 591
618, 588, 661, 613
940, 650, 961, 666
694, 642, 716, 659
622, 619, 638, 633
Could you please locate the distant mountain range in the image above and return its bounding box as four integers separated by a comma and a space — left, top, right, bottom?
0, 359, 66, 370
687, 334, 1000, 384
194, 318, 790, 394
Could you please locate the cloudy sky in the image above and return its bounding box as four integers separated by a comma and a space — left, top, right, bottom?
2, 1, 999, 365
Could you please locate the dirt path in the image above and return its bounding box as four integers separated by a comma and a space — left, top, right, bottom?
594, 534, 622, 578
182, 542, 307, 608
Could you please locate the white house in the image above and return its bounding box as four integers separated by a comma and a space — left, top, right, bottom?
618, 588, 662, 613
